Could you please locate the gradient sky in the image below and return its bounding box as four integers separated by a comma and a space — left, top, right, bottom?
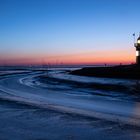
0, 0, 140, 65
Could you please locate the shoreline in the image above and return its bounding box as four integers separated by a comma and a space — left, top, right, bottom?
70, 64, 140, 80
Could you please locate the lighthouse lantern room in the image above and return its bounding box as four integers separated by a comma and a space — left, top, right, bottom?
134, 35, 140, 65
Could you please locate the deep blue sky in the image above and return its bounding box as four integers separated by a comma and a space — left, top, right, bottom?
0, 0, 140, 65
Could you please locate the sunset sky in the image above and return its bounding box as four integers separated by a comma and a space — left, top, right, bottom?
0, 0, 140, 65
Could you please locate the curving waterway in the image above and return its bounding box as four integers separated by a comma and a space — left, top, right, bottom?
0, 68, 140, 140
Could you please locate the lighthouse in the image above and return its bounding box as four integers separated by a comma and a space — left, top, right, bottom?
134, 35, 140, 65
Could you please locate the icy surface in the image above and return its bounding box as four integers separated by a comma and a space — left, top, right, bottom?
0, 69, 140, 139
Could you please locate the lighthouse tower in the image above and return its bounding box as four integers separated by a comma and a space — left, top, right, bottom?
135, 35, 140, 65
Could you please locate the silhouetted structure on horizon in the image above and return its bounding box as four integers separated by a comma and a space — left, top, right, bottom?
134, 34, 140, 65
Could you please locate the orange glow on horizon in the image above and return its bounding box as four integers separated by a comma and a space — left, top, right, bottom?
0, 48, 135, 66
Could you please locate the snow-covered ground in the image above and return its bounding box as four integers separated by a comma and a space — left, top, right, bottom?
0, 69, 140, 139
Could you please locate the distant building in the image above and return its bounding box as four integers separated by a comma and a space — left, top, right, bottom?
134, 35, 140, 65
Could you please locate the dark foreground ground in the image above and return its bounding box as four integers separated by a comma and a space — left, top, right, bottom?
71, 64, 140, 79
0, 98, 140, 140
